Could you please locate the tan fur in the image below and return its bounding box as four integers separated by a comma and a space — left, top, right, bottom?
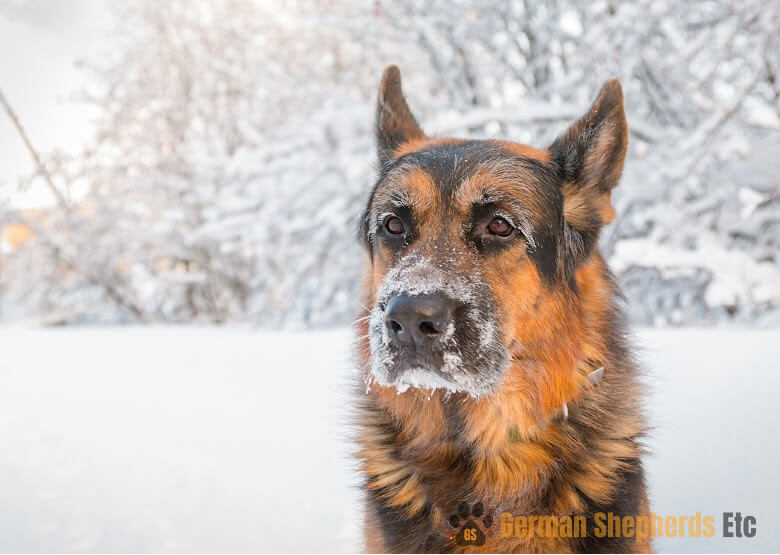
490, 139, 551, 163
562, 182, 616, 228
393, 137, 465, 158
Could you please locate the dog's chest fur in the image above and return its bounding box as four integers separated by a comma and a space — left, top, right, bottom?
357, 348, 648, 553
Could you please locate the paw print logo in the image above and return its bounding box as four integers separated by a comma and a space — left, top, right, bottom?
449, 501, 493, 546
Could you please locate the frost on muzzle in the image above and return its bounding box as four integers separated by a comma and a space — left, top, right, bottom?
367, 254, 508, 397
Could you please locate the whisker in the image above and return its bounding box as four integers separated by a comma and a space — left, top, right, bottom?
350, 315, 372, 326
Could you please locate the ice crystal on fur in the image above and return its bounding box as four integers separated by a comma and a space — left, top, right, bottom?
368, 253, 507, 397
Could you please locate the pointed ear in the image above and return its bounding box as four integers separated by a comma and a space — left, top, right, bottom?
376, 65, 426, 167
550, 78, 628, 232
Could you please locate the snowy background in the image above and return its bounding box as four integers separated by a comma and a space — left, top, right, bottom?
1, 0, 779, 327
0, 0, 779, 553
1, 326, 779, 553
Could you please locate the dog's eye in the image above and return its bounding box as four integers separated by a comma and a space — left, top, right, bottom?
384, 215, 405, 235
487, 216, 513, 237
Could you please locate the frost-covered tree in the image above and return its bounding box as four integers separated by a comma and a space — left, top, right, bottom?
1, 0, 778, 326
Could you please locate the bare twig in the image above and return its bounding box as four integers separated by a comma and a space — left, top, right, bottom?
0, 87, 147, 321
0, 88, 69, 207
1, 206, 146, 320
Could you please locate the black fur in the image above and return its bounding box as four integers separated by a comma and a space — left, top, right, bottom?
573, 461, 648, 553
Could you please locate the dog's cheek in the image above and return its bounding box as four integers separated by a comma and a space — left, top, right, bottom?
370, 255, 390, 301
482, 256, 542, 347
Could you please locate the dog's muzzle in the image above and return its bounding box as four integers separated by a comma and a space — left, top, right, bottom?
366, 254, 509, 396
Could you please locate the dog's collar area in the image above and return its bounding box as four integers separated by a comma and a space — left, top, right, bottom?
560, 366, 605, 422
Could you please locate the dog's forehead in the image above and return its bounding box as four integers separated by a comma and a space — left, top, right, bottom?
375, 140, 556, 216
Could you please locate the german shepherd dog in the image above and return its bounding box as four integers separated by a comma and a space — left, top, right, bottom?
355, 66, 648, 553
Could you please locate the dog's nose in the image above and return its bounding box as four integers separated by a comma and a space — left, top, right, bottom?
384, 293, 453, 348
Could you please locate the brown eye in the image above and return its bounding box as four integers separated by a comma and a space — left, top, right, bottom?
384, 215, 405, 235
487, 216, 512, 237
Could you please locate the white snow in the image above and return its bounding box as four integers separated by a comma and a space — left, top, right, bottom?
0, 326, 361, 552
385, 366, 459, 396
612, 236, 780, 309
0, 325, 778, 553
372, 254, 479, 307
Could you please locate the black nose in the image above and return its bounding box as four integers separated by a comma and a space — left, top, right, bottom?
384, 293, 453, 348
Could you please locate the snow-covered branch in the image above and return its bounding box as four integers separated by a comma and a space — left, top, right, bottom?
2, 0, 778, 327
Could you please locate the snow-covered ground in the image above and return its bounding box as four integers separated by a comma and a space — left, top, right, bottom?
0, 326, 778, 553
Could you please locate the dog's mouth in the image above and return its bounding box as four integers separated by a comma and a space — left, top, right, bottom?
368, 343, 476, 394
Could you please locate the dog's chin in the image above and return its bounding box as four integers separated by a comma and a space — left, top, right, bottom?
368, 347, 501, 398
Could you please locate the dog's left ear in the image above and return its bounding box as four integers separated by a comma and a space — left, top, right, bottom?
549, 78, 628, 269
376, 65, 426, 167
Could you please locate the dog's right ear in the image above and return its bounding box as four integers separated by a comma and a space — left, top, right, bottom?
376, 65, 425, 167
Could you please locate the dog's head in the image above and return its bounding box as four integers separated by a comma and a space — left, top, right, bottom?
360, 66, 627, 398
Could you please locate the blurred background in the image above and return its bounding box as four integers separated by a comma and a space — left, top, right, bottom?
2, 0, 779, 328
1, 0, 779, 553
